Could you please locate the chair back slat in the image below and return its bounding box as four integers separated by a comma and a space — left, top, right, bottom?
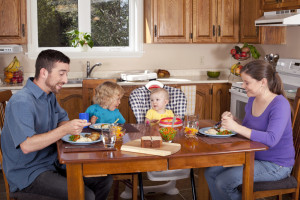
292, 88, 300, 183
0, 90, 12, 130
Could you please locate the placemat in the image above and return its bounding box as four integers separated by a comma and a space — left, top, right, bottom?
197, 134, 249, 144
62, 142, 116, 153
123, 124, 140, 133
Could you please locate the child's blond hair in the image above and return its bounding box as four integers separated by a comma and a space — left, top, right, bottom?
150, 88, 169, 101
93, 81, 124, 108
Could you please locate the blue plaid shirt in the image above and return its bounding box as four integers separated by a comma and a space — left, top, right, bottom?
129, 85, 187, 123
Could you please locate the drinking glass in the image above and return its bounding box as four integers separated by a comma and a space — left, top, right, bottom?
102, 131, 116, 148
79, 113, 89, 128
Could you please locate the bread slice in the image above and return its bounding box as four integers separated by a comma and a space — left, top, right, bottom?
141, 136, 152, 148
151, 136, 162, 148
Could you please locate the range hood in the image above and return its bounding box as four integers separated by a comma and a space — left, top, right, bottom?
255, 9, 300, 26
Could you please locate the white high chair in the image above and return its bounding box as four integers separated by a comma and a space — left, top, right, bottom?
121, 81, 195, 199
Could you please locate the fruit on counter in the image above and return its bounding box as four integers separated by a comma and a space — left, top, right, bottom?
4, 56, 20, 72
230, 62, 243, 76
230, 43, 260, 60
157, 69, 170, 78
4, 56, 24, 84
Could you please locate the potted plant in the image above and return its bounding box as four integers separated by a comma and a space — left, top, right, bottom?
67, 30, 94, 51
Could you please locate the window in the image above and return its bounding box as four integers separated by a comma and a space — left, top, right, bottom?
27, 0, 143, 58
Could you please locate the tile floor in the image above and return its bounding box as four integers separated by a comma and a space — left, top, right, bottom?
1, 170, 293, 200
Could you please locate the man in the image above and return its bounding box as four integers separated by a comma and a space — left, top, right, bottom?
1, 49, 113, 199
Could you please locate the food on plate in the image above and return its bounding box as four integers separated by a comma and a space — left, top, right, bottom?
85, 132, 100, 141
204, 128, 233, 135
93, 123, 110, 129
204, 128, 219, 135
69, 132, 100, 143
141, 136, 162, 148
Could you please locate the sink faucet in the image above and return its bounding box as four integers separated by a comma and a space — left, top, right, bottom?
86, 61, 102, 78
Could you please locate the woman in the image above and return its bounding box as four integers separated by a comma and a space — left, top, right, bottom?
205, 60, 295, 200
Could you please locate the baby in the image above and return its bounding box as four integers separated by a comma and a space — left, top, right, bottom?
145, 88, 174, 124
85, 81, 125, 124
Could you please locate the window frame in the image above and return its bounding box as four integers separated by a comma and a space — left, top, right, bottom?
26, 0, 143, 58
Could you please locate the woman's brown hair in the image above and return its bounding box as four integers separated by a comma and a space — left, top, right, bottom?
240, 60, 286, 97
93, 81, 124, 108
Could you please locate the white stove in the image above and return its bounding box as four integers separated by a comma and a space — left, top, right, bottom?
229, 58, 300, 121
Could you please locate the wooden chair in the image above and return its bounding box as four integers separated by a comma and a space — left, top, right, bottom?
0, 90, 59, 200
238, 88, 300, 200
82, 79, 139, 200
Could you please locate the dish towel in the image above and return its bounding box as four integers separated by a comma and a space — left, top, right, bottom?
181, 85, 196, 116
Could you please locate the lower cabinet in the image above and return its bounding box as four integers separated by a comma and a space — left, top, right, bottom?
56, 83, 231, 122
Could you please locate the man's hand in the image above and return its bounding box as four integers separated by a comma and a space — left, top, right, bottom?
62, 119, 91, 135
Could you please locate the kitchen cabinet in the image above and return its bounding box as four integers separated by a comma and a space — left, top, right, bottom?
144, 0, 192, 43
56, 87, 83, 120
119, 85, 139, 123
240, 0, 262, 43
193, 0, 240, 43
0, 0, 27, 44
262, 0, 300, 11
145, 0, 239, 43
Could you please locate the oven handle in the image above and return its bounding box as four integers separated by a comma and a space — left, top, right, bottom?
229, 89, 249, 98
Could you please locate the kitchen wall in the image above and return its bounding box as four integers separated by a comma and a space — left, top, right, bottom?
0, 26, 299, 79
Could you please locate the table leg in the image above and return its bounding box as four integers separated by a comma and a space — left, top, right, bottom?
242, 152, 255, 200
66, 164, 85, 200
190, 168, 197, 200
138, 173, 144, 200
197, 168, 210, 200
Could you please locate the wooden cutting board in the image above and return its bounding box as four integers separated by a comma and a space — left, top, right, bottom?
121, 139, 181, 156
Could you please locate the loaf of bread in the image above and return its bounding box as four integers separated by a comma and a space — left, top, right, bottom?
141, 136, 162, 148
157, 69, 170, 78
141, 136, 152, 148
151, 136, 162, 148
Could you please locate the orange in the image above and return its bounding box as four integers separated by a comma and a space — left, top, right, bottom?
4, 78, 11, 83
5, 72, 13, 79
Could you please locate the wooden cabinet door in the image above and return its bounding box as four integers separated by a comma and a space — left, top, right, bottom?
240, 0, 262, 43
193, 0, 217, 43
281, 0, 299, 8
263, 0, 299, 10
195, 84, 211, 120
120, 86, 138, 124
217, 0, 240, 43
211, 83, 231, 121
56, 88, 83, 120
153, 0, 192, 43
0, 0, 26, 44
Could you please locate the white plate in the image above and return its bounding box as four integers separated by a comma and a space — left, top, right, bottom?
61, 132, 102, 145
198, 127, 237, 138
89, 123, 111, 131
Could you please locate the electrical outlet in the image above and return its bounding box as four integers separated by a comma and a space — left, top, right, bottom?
199, 56, 205, 65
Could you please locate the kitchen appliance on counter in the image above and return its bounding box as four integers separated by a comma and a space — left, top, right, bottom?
230, 58, 300, 121
120, 70, 157, 82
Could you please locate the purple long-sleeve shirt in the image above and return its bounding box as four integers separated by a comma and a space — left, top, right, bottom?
242, 95, 295, 167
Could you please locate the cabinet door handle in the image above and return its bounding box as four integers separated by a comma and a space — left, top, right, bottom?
22, 24, 25, 37
218, 25, 221, 37
154, 25, 157, 37
213, 25, 215, 36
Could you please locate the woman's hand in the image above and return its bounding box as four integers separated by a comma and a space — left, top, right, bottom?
90, 116, 98, 124
221, 115, 239, 132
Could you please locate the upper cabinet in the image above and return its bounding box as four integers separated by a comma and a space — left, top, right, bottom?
145, 0, 192, 43
240, 0, 262, 43
193, 0, 240, 43
0, 0, 27, 44
263, 0, 300, 11
145, 0, 239, 43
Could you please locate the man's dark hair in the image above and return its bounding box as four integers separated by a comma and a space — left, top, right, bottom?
35, 49, 70, 79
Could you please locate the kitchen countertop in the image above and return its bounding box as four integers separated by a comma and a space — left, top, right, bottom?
0, 74, 296, 100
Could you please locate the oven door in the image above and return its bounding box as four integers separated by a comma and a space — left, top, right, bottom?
229, 89, 249, 122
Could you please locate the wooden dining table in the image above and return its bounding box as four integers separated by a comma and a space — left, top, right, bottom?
57, 120, 268, 200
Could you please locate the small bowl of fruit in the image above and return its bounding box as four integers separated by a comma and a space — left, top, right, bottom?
110, 125, 126, 140
184, 127, 198, 138
159, 117, 183, 130
207, 71, 221, 78
159, 127, 177, 142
